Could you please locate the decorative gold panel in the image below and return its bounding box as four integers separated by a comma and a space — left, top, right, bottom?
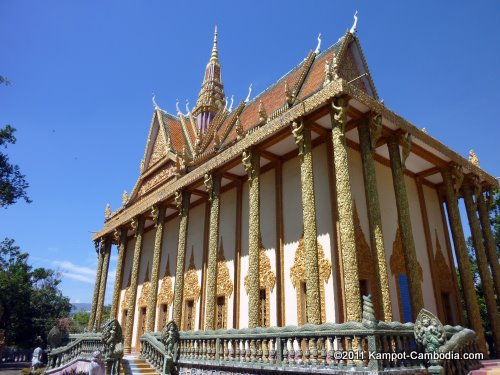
138, 263, 151, 308
215, 241, 233, 329
434, 230, 454, 292
290, 234, 331, 325
244, 241, 275, 327
158, 256, 174, 306
182, 248, 200, 330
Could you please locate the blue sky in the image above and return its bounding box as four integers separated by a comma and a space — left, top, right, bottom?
1, 1, 499, 305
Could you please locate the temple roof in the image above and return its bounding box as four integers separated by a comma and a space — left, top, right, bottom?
99, 28, 498, 228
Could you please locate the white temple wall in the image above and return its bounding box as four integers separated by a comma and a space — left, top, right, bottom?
312, 143, 337, 323
374, 157, 401, 321
239, 182, 249, 329
282, 155, 302, 326
405, 176, 438, 315
132, 227, 154, 348
219, 187, 237, 329
260, 168, 277, 327
156, 214, 180, 329
423, 185, 452, 268
118, 236, 136, 327
185, 202, 207, 331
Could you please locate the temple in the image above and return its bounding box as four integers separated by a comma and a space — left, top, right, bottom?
88, 25, 499, 358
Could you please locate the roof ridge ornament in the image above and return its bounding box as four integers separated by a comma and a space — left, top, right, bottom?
176, 98, 181, 115
185, 100, 190, 115
314, 33, 322, 54
245, 83, 252, 103
350, 10, 358, 34
152, 93, 159, 110
228, 95, 234, 112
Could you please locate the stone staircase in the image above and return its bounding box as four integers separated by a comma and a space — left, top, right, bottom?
121, 354, 159, 375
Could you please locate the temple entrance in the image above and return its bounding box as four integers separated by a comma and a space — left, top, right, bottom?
299, 282, 308, 324
184, 299, 194, 331
216, 296, 225, 330
158, 304, 169, 331
259, 289, 267, 327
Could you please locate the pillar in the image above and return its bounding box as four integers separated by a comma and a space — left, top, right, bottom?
292, 120, 321, 324
387, 134, 424, 317
441, 167, 486, 353
124, 216, 144, 353
88, 241, 104, 331
462, 181, 500, 351
204, 173, 221, 330
242, 149, 261, 328
146, 204, 166, 332
476, 188, 500, 297
330, 98, 361, 321
357, 118, 392, 322
172, 190, 191, 327
110, 227, 128, 319
95, 236, 111, 329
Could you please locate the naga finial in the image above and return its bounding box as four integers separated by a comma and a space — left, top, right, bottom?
235, 116, 245, 140
350, 10, 358, 34
104, 203, 111, 220
258, 100, 267, 124
314, 33, 322, 54
469, 149, 479, 167
175, 98, 181, 115
185, 99, 190, 115
228, 95, 234, 112
245, 83, 252, 103
122, 191, 128, 207
152, 93, 159, 110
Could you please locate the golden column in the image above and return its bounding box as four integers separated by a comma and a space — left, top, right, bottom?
95, 236, 111, 329
330, 97, 361, 321
441, 167, 486, 353
124, 216, 144, 353
387, 134, 424, 317
357, 117, 392, 322
145, 204, 166, 332
88, 240, 104, 331
242, 149, 261, 328
291, 120, 321, 324
477, 188, 500, 296
462, 181, 500, 351
172, 190, 191, 327
110, 227, 128, 319
204, 173, 222, 330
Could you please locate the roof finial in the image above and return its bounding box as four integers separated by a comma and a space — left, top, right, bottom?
245, 83, 252, 103
152, 93, 159, 110
185, 99, 190, 114
211, 24, 218, 61
176, 98, 181, 115
350, 10, 358, 34
314, 33, 322, 54
229, 95, 234, 112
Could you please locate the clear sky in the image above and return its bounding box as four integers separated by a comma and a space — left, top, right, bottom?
1, 1, 499, 305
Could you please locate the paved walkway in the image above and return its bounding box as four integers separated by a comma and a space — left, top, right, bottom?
0, 362, 30, 375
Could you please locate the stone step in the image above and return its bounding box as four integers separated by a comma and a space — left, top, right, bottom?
120, 357, 159, 375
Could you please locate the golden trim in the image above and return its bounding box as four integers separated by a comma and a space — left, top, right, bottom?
290, 234, 331, 325
157, 256, 174, 330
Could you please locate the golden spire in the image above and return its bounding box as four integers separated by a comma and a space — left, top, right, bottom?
210, 25, 218, 62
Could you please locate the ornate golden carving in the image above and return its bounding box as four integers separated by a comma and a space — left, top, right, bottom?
203, 173, 214, 201
390, 227, 423, 280
469, 150, 479, 167
182, 248, 200, 331
244, 241, 274, 328
138, 164, 177, 198
213, 241, 233, 329
105, 204, 111, 220
370, 114, 382, 151
235, 116, 245, 140
401, 133, 412, 168
241, 149, 254, 181
122, 191, 128, 207
330, 98, 361, 321
158, 256, 174, 306
149, 131, 167, 167
290, 235, 331, 325
291, 121, 305, 155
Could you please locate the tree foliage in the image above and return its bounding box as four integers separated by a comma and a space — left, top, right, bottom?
0, 125, 31, 207
0, 238, 71, 348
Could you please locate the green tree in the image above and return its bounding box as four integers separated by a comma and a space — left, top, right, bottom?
0, 238, 71, 348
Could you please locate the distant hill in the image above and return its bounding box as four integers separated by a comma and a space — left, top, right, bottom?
71, 303, 91, 314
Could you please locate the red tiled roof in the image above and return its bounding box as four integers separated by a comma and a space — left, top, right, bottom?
161, 112, 184, 153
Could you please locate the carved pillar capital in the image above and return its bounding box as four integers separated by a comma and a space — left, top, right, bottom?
242, 148, 258, 182
331, 96, 348, 134
174, 190, 190, 217
291, 120, 306, 156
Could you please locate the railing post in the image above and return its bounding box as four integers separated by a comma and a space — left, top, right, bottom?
276, 337, 282, 365
215, 337, 220, 361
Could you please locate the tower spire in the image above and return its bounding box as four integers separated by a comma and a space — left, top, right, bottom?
192, 25, 226, 133
211, 25, 218, 62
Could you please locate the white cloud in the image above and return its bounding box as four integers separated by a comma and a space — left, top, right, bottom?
53, 260, 96, 284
